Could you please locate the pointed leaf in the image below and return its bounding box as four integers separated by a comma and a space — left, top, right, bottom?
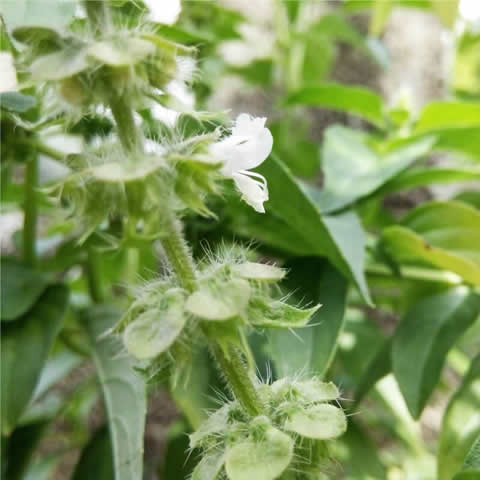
354, 337, 392, 406
1, 285, 68, 435
257, 154, 371, 303
438, 355, 480, 480
285, 83, 385, 128
415, 101, 480, 134
382, 201, 480, 286
393, 288, 480, 418
268, 260, 348, 378
72, 426, 114, 480
249, 297, 320, 328
312, 126, 435, 213
82, 306, 147, 480
1, 259, 50, 322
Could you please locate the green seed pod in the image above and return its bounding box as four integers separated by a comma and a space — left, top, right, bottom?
59, 76, 92, 106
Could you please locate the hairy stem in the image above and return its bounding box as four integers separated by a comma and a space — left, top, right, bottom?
83, 0, 263, 416
213, 344, 263, 417
162, 214, 197, 292
162, 214, 264, 416
109, 95, 141, 153
23, 153, 38, 266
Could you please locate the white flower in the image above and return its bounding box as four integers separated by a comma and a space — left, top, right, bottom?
144, 0, 181, 25
0, 52, 18, 93
210, 114, 273, 213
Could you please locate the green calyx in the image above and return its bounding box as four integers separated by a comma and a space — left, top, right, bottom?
190, 377, 347, 480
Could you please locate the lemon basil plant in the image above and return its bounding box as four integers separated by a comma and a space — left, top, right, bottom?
1, 2, 347, 479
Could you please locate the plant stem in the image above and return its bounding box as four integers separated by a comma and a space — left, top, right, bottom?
27, 140, 65, 161
83, 0, 263, 416
162, 214, 264, 416
162, 214, 197, 292
85, 247, 105, 303
213, 344, 263, 417
109, 95, 140, 153
23, 153, 38, 266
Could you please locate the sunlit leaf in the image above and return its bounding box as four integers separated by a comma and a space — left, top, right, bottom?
438, 355, 480, 480
82, 306, 147, 480
285, 83, 385, 128
393, 288, 480, 418
1, 285, 68, 435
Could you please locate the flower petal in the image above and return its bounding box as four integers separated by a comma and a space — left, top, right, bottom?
232, 171, 268, 213
210, 114, 273, 173
145, 0, 181, 25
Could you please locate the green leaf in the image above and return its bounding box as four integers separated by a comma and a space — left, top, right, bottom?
1, 0, 76, 30
382, 201, 480, 286
415, 102, 480, 134
369, 0, 393, 36
354, 337, 392, 406
249, 298, 319, 329
392, 288, 480, 418
383, 166, 480, 192
0, 92, 37, 112
12, 25, 62, 47
435, 127, 480, 160
1, 285, 68, 435
340, 420, 387, 479
162, 421, 199, 479
268, 260, 348, 378
4, 421, 50, 480
257, 154, 371, 303
438, 355, 480, 480
284, 404, 347, 440
31, 46, 89, 81
309, 262, 348, 377
225, 427, 294, 480
1, 259, 50, 322
72, 426, 114, 480
453, 471, 480, 480
464, 435, 480, 470
171, 348, 222, 429
431, 0, 459, 28
312, 126, 434, 212
82, 306, 147, 480
285, 83, 386, 128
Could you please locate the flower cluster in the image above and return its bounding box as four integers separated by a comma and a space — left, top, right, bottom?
190, 377, 347, 480
113, 249, 319, 381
